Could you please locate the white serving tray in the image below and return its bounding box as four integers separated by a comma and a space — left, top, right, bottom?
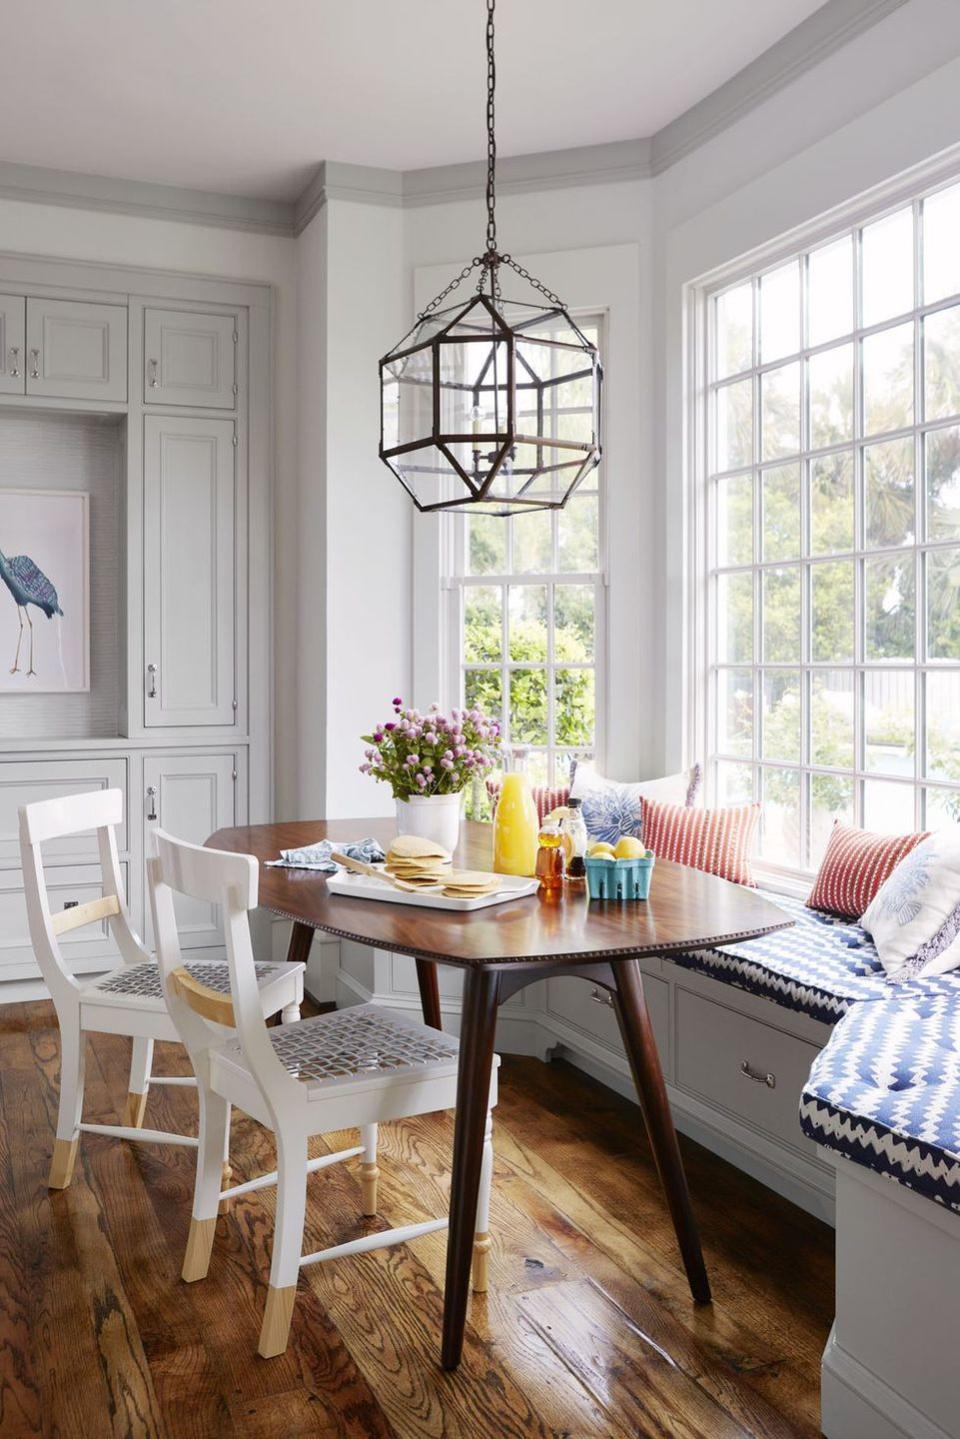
326, 868, 539, 911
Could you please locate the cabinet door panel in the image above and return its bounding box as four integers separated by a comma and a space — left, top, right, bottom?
144, 309, 237, 409
0, 295, 25, 395
144, 416, 236, 727
143, 754, 236, 948
26, 299, 127, 401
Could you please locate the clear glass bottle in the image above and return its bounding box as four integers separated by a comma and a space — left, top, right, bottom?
536, 819, 564, 896
492, 750, 539, 877
561, 796, 588, 891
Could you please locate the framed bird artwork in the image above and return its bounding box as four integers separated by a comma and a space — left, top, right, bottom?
0, 489, 89, 692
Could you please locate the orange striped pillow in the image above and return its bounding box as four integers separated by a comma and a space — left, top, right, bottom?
642, 799, 761, 886
807, 822, 929, 919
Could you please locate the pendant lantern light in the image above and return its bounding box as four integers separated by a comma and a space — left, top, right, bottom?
379, 0, 603, 516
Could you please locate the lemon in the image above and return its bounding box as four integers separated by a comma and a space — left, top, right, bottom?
588, 841, 616, 858
613, 836, 645, 859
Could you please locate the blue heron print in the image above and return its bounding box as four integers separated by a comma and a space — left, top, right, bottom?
0, 549, 63, 676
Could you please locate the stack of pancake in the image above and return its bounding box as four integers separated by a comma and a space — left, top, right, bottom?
386, 835, 502, 899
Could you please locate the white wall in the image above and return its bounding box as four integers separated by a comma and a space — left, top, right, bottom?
297, 198, 409, 818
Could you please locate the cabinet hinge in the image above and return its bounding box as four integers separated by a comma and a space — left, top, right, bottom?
232, 382, 238, 396
232, 697, 238, 710
232, 769, 238, 782
232, 430, 238, 447
233, 331, 239, 344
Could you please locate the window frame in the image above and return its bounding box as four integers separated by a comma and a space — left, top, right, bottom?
692, 169, 960, 890
442, 311, 608, 788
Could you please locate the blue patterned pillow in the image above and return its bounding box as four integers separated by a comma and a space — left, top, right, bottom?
569, 763, 702, 846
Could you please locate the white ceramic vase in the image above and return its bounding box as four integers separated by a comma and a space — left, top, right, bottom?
395, 792, 463, 855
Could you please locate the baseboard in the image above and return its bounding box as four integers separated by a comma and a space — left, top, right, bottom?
821, 1326, 953, 1439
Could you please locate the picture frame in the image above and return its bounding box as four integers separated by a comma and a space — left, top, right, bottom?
0, 488, 90, 693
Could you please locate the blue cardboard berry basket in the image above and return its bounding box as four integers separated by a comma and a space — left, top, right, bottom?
585, 852, 655, 901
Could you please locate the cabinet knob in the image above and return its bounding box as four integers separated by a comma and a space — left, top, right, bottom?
146, 786, 157, 822
147, 662, 158, 699
148, 358, 159, 388
740, 1059, 776, 1089
29, 348, 40, 379
8, 345, 20, 378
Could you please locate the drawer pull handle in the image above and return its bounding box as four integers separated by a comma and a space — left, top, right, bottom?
8, 345, 20, 377
590, 987, 615, 1009
29, 348, 40, 379
740, 1060, 775, 1089
147, 662, 158, 698
146, 786, 157, 822
148, 358, 159, 389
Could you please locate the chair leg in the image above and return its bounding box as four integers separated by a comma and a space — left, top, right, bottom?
48, 1021, 85, 1189
259, 1132, 307, 1359
360, 1123, 379, 1217
182, 1088, 230, 1283
123, 1036, 153, 1128
472, 1110, 494, 1293
221, 1102, 233, 1190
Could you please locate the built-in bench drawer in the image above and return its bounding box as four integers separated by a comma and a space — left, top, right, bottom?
546, 971, 671, 1074
675, 986, 820, 1154
0, 863, 125, 982
0, 758, 127, 865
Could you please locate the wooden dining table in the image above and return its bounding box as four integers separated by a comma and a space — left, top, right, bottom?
207, 817, 792, 1370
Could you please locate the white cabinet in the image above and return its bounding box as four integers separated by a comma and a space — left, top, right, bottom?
0, 757, 127, 864
143, 309, 237, 409
143, 753, 237, 948
143, 415, 237, 728
0, 295, 25, 395
25, 299, 127, 402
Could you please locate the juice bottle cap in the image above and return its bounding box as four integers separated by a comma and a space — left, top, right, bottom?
567, 796, 583, 808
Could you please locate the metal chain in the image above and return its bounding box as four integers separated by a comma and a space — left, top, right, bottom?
417, 257, 485, 321
485, 0, 497, 255
499, 253, 565, 308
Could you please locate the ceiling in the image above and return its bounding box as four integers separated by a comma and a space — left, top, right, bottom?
3, 1, 831, 201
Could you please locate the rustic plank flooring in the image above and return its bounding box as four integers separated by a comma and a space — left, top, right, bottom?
0, 998, 834, 1438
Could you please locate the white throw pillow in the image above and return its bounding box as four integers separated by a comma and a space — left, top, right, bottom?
861, 828, 960, 978
569, 762, 701, 846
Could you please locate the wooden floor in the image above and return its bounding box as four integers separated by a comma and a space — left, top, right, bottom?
0, 999, 834, 1439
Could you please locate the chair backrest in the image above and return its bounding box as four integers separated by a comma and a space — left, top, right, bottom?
19, 788, 148, 1009
148, 828, 298, 1112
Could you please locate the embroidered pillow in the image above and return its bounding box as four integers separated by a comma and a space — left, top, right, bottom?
862, 829, 960, 978
569, 763, 702, 846
807, 822, 929, 919
642, 798, 761, 886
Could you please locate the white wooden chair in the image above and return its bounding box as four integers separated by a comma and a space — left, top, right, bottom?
147, 827, 498, 1359
19, 788, 304, 1190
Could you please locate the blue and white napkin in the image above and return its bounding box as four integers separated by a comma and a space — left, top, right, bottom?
266, 838, 386, 872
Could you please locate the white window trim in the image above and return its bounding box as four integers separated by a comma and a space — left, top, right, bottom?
686, 152, 960, 892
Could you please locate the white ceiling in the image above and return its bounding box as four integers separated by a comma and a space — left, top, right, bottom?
3, 0, 827, 200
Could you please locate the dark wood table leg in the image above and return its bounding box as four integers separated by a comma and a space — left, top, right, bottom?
613, 958, 711, 1304
415, 959, 442, 1030
441, 966, 500, 1370
285, 920, 314, 968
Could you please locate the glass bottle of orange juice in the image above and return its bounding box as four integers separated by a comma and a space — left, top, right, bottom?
493, 751, 539, 876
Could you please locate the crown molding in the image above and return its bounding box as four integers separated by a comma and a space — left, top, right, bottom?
0, 0, 909, 238
649, 0, 910, 174
0, 158, 295, 236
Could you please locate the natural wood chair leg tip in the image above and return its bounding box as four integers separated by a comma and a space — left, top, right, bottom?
123, 1089, 148, 1129
181, 1216, 218, 1282
472, 1232, 491, 1293
258, 1285, 297, 1358
221, 1159, 233, 1187
48, 1137, 78, 1190
360, 1161, 379, 1218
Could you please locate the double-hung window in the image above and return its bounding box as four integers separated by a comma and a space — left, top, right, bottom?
445, 315, 605, 813
702, 177, 960, 880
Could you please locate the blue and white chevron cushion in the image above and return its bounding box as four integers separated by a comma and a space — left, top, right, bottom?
669, 893, 891, 1025
799, 989, 960, 1212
